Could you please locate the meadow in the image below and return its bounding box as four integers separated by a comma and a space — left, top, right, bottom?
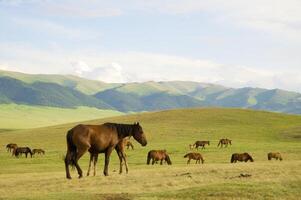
0, 108, 301, 199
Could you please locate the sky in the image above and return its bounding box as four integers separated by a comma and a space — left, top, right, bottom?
0, 0, 301, 92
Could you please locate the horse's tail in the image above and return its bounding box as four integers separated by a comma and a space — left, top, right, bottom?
217, 140, 221, 147
65, 129, 77, 167
184, 153, 189, 158
249, 154, 254, 162
147, 151, 152, 165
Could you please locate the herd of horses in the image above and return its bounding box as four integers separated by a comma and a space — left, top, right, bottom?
6, 143, 45, 158
5, 122, 283, 179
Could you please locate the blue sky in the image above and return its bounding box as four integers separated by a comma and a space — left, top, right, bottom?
0, 0, 301, 92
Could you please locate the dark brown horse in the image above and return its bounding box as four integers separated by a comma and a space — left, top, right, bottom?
184, 153, 204, 164
87, 137, 129, 177
32, 149, 45, 156
6, 143, 18, 153
193, 141, 210, 149
14, 147, 33, 158
231, 153, 254, 163
268, 152, 283, 161
64, 122, 147, 179
218, 139, 232, 148
147, 150, 172, 165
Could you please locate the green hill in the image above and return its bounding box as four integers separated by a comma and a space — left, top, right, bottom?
0, 69, 118, 94
0, 108, 301, 199
2, 69, 301, 114
0, 76, 112, 109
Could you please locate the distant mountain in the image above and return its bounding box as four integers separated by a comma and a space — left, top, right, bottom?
1, 69, 301, 114
0, 76, 112, 109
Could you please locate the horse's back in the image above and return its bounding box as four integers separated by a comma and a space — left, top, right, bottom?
69, 123, 119, 152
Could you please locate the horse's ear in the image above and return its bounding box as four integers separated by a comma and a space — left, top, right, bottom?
137, 122, 139, 125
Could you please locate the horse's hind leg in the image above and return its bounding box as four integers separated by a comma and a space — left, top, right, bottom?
64, 152, 72, 179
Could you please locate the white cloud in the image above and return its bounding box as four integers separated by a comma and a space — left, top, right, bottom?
1, 42, 301, 92
70, 61, 130, 83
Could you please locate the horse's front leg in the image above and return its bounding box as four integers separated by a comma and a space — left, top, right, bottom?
116, 149, 123, 174
93, 154, 98, 176
104, 147, 114, 176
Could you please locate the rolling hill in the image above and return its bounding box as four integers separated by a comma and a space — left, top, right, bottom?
0, 108, 301, 199
1, 69, 301, 114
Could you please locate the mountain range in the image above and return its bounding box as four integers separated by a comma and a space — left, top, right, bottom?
1, 69, 301, 114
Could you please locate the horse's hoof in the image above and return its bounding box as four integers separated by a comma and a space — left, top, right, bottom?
66, 176, 72, 179
78, 175, 83, 179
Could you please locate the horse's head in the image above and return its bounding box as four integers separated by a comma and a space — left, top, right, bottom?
208, 141, 210, 145
246, 153, 254, 162
132, 122, 147, 146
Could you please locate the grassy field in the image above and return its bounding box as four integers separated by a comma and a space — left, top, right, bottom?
0, 108, 301, 199
0, 104, 123, 130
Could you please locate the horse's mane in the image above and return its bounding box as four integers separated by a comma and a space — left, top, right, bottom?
104, 123, 135, 137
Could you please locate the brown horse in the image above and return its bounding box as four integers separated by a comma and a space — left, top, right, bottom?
193, 141, 210, 149
184, 153, 204, 164
32, 149, 45, 156
14, 147, 33, 158
146, 150, 172, 165
268, 152, 283, 161
6, 143, 18, 153
231, 153, 254, 163
87, 137, 129, 177
64, 122, 147, 179
218, 139, 232, 148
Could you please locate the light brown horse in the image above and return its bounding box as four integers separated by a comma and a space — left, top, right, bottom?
218, 139, 232, 148
87, 137, 129, 177
268, 152, 283, 161
32, 149, 45, 156
231, 153, 254, 163
193, 141, 210, 149
6, 143, 18, 154
64, 122, 147, 179
146, 150, 172, 165
184, 153, 204, 164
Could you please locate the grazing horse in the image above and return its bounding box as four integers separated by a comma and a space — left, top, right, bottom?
87, 137, 129, 177
193, 141, 210, 149
184, 153, 204, 164
146, 150, 172, 165
64, 122, 147, 179
268, 152, 283, 161
14, 147, 33, 158
218, 139, 232, 148
32, 149, 45, 156
231, 153, 254, 163
6, 143, 18, 155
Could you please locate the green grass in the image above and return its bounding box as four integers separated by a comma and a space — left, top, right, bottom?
0, 104, 123, 129
0, 108, 301, 199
